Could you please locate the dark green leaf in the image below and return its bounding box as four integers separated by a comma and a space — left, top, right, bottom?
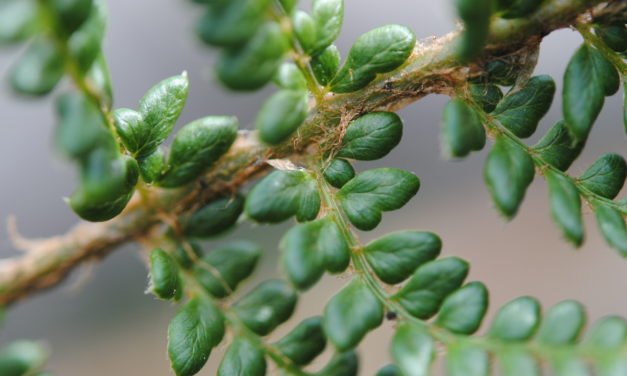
484, 136, 535, 218
337, 168, 420, 231
233, 280, 297, 335
55, 92, 109, 159
584, 316, 627, 349
112, 108, 148, 156
257, 90, 309, 145
330, 25, 415, 93
183, 195, 244, 238
172, 241, 203, 270
195, 241, 261, 298
492, 75, 556, 138
275, 317, 326, 366
137, 73, 189, 156
69, 184, 135, 222
274, 63, 307, 90
436, 282, 488, 335
485, 60, 519, 86
323, 278, 383, 351
364, 231, 441, 284
158, 116, 238, 187
0, 340, 47, 376
323, 158, 355, 188
563, 44, 619, 141
441, 99, 486, 158
218, 338, 266, 376
546, 170, 584, 247
137, 147, 166, 184
376, 364, 401, 376
68, 1, 106, 73
497, 349, 540, 376
168, 298, 225, 376
498, 0, 543, 18
393, 257, 469, 319
337, 112, 403, 161
149, 248, 180, 300
312, 45, 340, 86
245, 170, 321, 223
596, 23, 627, 53
316, 351, 358, 376
488, 296, 541, 341
578, 154, 626, 200
594, 202, 627, 256
392, 323, 434, 376
533, 120, 585, 171
0, 0, 39, 44
311, 0, 344, 54
197, 0, 271, 47
537, 300, 585, 345
446, 343, 489, 376
10, 39, 64, 96
50, 0, 92, 34
470, 83, 503, 113
455, 0, 492, 62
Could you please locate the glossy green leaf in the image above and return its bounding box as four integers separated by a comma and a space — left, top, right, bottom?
218, 338, 266, 376
293, 10, 317, 53
195, 241, 261, 298
168, 298, 225, 376
492, 75, 556, 138
376, 364, 401, 376
274, 63, 307, 90
563, 44, 619, 141
0, 340, 47, 376
391, 323, 434, 376
323, 278, 383, 351
323, 158, 355, 188
596, 23, 627, 53
0, 0, 39, 44
337, 112, 403, 161
578, 154, 626, 200
217, 21, 288, 90
533, 120, 585, 171
10, 39, 64, 96
446, 343, 489, 376
197, 0, 271, 47
488, 296, 541, 341
393, 257, 469, 319
470, 83, 503, 113
257, 89, 309, 145
337, 168, 420, 231
137, 147, 166, 184
68, 0, 106, 73
595, 203, 627, 256
158, 116, 238, 187
584, 316, 627, 349
441, 99, 486, 158
497, 349, 540, 376
316, 351, 359, 376
69, 184, 135, 222
50, 0, 92, 34
149, 248, 180, 300
245, 170, 321, 223
183, 195, 244, 238
112, 108, 148, 156
311, 0, 344, 54
275, 317, 326, 366
484, 136, 535, 218
455, 0, 492, 62
364, 231, 441, 284
546, 170, 584, 247
233, 280, 297, 335
330, 25, 415, 93
311, 45, 341, 86
537, 300, 585, 345
436, 281, 489, 335
137, 74, 189, 156
498, 0, 543, 18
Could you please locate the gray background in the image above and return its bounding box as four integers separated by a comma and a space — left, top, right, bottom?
0, 0, 626, 374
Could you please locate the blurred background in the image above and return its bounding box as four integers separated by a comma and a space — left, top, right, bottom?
0, 0, 626, 374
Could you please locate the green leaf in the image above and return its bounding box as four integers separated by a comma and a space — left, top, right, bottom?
584, 316, 627, 350
245, 170, 321, 223
183, 195, 244, 238
533, 120, 585, 172
274, 63, 307, 90
311, 0, 344, 54
68, 0, 106, 73
10, 39, 64, 96
330, 25, 415, 93
391, 323, 434, 376
484, 136, 535, 218
563, 44, 619, 141
86, 53, 113, 109
553, 357, 590, 376
137, 73, 189, 156
316, 351, 359, 376
488, 296, 541, 341
0, 340, 48, 376
323, 278, 383, 351
256, 89, 309, 145
69, 185, 135, 222
275, 317, 326, 366
337, 112, 403, 161
195, 241, 261, 298
497, 349, 540, 376
537, 300, 585, 345
172, 241, 203, 270
446, 343, 489, 376
293, 10, 317, 53
168, 298, 225, 376
441, 99, 486, 158
233, 280, 297, 335
337, 168, 420, 231
596, 23, 627, 53
546, 170, 584, 247
376, 364, 401, 376
436, 282, 489, 335
149, 248, 180, 300
137, 147, 166, 184
50, 0, 92, 34
323, 158, 355, 188
281, 217, 350, 290
158, 116, 239, 187
492, 75, 556, 138
455, 0, 492, 62
393, 257, 469, 319
364, 231, 441, 284
469, 83, 503, 113
217, 21, 288, 91
0, 0, 39, 44
218, 338, 266, 376
196, 0, 271, 47
594, 202, 627, 256
112, 108, 148, 156
578, 154, 626, 200
485, 60, 519, 86
311, 45, 341, 86
498, 0, 543, 18
279, 0, 297, 13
